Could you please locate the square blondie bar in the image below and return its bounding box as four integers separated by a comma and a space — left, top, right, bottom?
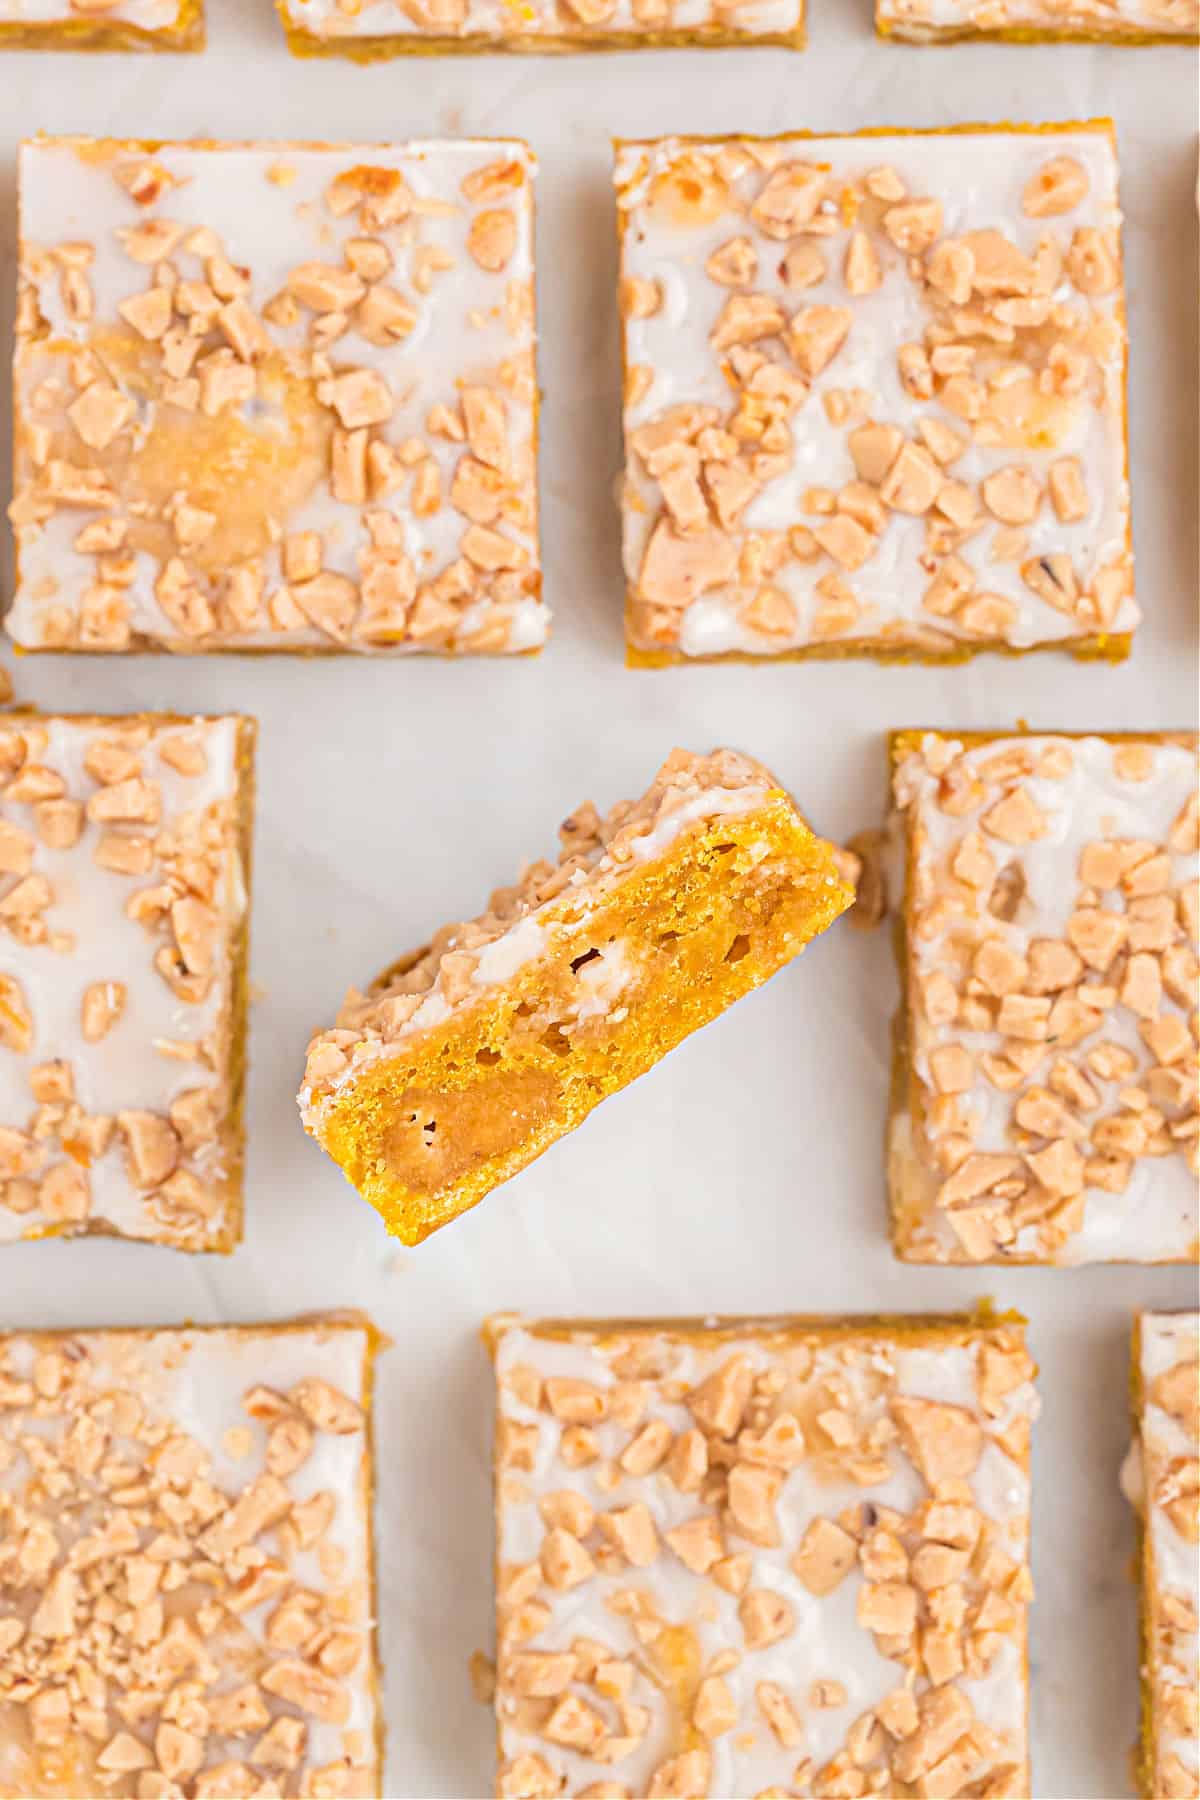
876, 0, 1195, 42
275, 0, 803, 55
0, 1, 202, 50
1130, 1312, 1199, 1800
616, 125, 1134, 665
889, 730, 1198, 1265
12, 136, 543, 656
0, 712, 255, 1252
489, 1308, 1036, 1800
0, 1312, 383, 1799
300, 748, 852, 1244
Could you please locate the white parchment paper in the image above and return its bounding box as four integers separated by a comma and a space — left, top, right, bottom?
0, 4, 1196, 1794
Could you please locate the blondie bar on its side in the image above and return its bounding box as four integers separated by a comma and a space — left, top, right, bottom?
0, 1314, 383, 1799
0, 712, 255, 1252
616, 125, 1133, 665
0, 1, 202, 50
889, 730, 1198, 1265
489, 1309, 1036, 1800
12, 137, 542, 656
876, 0, 1195, 45
300, 749, 853, 1244
276, 0, 804, 58
1129, 1312, 1199, 1800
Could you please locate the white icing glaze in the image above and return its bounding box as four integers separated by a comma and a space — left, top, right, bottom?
0, 715, 247, 1249
0, 1320, 379, 1792
0, 0, 178, 25
617, 129, 1134, 655
13, 138, 545, 656
1138, 1312, 1200, 1783
279, 0, 801, 42
896, 733, 1198, 1264
878, 0, 1196, 37
493, 1321, 1033, 1798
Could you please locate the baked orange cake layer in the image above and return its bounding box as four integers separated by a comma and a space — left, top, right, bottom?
300, 748, 853, 1244
0, 0, 202, 50
1128, 1312, 1199, 1800
0, 712, 256, 1253
615, 125, 1134, 666
488, 1307, 1036, 1800
0, 1312, 385, 1800
888, 729, 1198, 1266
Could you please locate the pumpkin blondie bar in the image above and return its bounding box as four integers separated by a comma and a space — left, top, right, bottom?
0, 1312, 384, 1799
1127, 1312, 1199, 1800
275, 0, 803, 56
888, 730, 1199, 1265
11, 136, 543, 656
300, 748, 852, 1244
616, 125, 1134, 665
488, 1307, 1036, 1800
876, 0, 1195, 43
0, 1, 202, 50
0, 711, 255, 1252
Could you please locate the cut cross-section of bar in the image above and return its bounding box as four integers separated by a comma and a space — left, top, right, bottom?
0, 1312, 384, 1799
300, 748, 853, 1243
888, 729, 1198, 1265
1129, 1312, 1199, 1800
488, 1308, 1036, 1800
0, 711, 255, 1252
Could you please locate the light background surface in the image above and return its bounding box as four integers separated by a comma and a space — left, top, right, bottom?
0, 6, 1196, 1795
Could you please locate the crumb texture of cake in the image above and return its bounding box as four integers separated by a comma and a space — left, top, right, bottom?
12, 137, 543, 657
0, 1314, 383, 1800
489, 1310, 1036, 1800
275, 0, 803, 52
889, 731, 1198, 1266
877, 0, 1195, 42
0, 713, 254, 1252
616, 127, 1133, 665
1134, 1312, 1200, 1800
0, 0, 201, 48
300, 748, 853, 1244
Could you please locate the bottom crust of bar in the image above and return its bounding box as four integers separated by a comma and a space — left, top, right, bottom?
280, 18, 805, 53
877, 16, 1197, 41
309, 797, 851, 1244
628, 632, 1134, 669
0, 2, 203, 49
485, 1301, 1027, 1350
